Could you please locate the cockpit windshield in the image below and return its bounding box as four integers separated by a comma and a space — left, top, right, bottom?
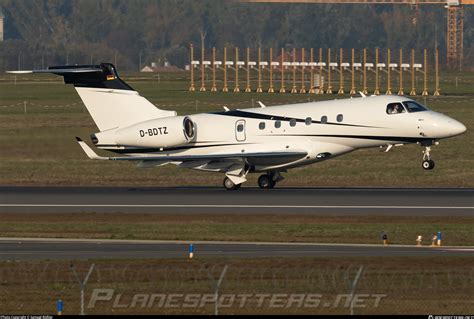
402, 101, 428, 113
386, 103, 406, 114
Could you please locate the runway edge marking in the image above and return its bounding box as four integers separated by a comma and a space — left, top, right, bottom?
0, 237, 473, 249
1, 204, 473, 209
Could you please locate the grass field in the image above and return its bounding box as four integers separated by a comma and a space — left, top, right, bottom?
0, 213, 473, 246
0, 71, 473, 187
0, 257, 472, 314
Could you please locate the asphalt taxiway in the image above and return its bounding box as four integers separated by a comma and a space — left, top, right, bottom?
0, 186, 472, 215
0, 238, 472, 260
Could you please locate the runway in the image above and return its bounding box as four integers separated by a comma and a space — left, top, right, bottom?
0, 186, 473, 215
0, 238, 472, 260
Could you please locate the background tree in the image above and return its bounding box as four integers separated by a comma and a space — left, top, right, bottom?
0, 0, 471, 71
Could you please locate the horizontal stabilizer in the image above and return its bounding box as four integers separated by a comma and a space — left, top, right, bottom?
8, 67, 102, 75
9, 63, 133, 91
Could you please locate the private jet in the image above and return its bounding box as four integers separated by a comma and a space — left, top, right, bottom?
9, 63, 466, 190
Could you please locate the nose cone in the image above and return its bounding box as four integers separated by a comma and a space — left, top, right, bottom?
423, 112, 467, 139
450, 119, 467, 137
436, 116, 466, 138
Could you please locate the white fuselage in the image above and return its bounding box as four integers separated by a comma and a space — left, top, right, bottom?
96, 95, 466, 173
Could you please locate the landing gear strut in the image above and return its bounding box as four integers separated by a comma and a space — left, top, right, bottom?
421, 145, 435, 170
223, 177, 241, 190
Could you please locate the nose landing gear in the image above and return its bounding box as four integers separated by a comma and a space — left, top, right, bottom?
421, 145, 435, 170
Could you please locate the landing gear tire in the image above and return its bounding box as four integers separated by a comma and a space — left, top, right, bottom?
421, 144, 435, 170
223, 177, 241, 191
258, 174, 276, 189
422, 160, 435, 170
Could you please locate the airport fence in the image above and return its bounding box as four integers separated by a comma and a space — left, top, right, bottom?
0, 260, 472, 315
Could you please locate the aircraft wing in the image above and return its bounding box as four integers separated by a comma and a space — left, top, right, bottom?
76, 137, 307, 162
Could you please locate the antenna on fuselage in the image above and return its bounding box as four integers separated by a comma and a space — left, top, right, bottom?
358, 91, 367, 98
257, 101, 266, 108
223, 106, 230, 112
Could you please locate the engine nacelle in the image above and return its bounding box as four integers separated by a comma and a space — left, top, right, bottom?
94, 116, 195, 148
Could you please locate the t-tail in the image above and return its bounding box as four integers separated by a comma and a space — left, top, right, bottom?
8, 63, 176, 131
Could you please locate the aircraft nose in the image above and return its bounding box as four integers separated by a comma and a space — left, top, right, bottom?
450, 119, 467, 136
427, 113, 467, 138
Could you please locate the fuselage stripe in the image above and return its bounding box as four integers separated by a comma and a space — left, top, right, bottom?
265, 134, 429, 143
102, 134, 429, 155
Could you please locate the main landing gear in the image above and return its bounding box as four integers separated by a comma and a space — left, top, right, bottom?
421, 145, 435, 170
258, 174, 276, 189
223, 171, 283, 190
223, 177, 241, 190
258, 171, 283, 189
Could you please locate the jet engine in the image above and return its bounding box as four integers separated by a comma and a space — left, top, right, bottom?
93, 116, 195, 148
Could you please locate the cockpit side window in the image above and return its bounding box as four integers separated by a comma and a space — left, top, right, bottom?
403, 101, 428, 113
386, 103, 406, 115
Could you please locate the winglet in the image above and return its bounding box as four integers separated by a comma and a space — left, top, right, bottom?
76, 137, 109, 160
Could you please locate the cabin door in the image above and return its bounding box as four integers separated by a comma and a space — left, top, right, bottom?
235, 120, 246, 142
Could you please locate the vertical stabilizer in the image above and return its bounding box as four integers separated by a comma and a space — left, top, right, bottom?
10, 63, 176, 131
